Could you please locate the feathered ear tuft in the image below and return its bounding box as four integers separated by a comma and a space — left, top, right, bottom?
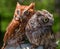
29, 2, 35, 9
13, 2, 21, 17
16, 2, 21, 7
41, 9, 49, 14
25, 3, 35, 10
42, 9, 53, 17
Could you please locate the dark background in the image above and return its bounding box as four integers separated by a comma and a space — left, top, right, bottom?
0, 0, 60, 49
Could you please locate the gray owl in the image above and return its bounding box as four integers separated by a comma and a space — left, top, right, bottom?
25, 10, 56, 49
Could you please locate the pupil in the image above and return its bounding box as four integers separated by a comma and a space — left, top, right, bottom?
45, 19, 47, 21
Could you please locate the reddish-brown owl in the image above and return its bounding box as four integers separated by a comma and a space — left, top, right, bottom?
25, 10, 56, 49
2, 2, 35, 49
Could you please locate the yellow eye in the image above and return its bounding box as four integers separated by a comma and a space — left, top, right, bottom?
43, 17, 49, 23
17, 9, 20, 15
24, 10, 30, 15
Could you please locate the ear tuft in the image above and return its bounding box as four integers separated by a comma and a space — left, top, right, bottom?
25, 2, 35, 10
29, 2, 35, 9
17, 2, 21, 7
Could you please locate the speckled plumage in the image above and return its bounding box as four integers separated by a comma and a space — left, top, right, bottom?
2, 2, 35, 49
25, 10, 56, 49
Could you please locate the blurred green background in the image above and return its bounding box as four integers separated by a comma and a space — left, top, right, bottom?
0, 0, 60, 49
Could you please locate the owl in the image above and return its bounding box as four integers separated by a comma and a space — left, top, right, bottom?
2, 2, 35, 49
25, 10, 56, 49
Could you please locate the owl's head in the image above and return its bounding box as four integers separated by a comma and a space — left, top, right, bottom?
35, 10, 54, 27
14, 2, 35, 21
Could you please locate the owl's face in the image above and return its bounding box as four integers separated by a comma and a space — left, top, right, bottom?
26, 10, 54, 30
14, 2, 35, 21
35, 10, 54, 27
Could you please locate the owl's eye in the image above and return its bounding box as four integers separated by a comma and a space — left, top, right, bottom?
44, 17, 49, 23
24, 10, 30, 15
17, 10, 20, 15
42, 17, 49, 23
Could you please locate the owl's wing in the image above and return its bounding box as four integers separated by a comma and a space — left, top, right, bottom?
3, 19, 20, 45
25, 16, 42, 46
